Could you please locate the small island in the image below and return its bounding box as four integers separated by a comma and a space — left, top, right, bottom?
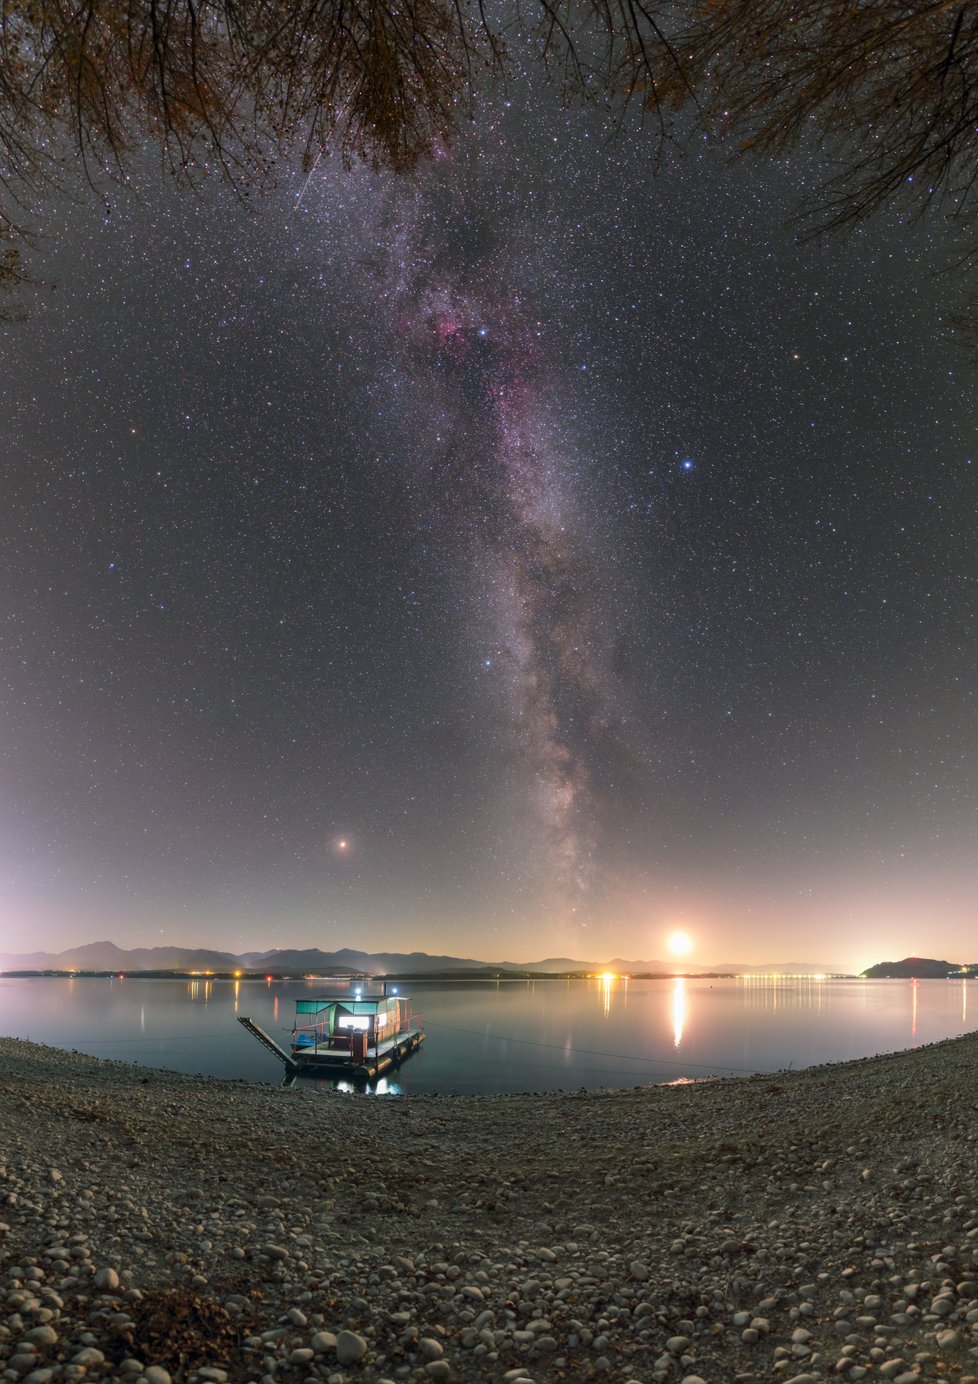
860, 956, 977, 979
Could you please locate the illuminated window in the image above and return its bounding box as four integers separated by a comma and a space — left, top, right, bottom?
338, 1015, 370, 1032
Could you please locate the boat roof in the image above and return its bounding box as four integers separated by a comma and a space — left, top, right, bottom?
295, 994, 400, 1015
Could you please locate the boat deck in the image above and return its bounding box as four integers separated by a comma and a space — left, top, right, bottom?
291, 1025, 424, 1078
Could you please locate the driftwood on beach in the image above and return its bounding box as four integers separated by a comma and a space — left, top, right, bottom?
1, 1033, 978, 1382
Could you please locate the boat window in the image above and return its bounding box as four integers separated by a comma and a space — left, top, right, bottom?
338, 1015, 370, 1031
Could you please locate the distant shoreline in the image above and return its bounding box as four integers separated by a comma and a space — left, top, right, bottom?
0, 967, 859, 981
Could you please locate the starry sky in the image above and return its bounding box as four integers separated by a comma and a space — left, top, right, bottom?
1, 74, 976, 974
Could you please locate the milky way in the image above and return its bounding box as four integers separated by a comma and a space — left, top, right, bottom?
1, 82, 976, 969
371, 180, 654, 929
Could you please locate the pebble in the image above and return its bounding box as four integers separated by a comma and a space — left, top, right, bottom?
22, 1326, 57, 1348
335, 1329, 368, 1363
71, 1347, 104, 1366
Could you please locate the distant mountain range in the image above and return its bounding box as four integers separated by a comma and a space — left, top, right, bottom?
0, 938, 844, 975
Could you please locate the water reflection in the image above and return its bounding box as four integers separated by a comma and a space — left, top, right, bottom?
672, 977, 685, 1049
2, 974, 974, 1097
333, 1075, 396, 1095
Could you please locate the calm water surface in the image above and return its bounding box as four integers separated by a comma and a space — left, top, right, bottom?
0, 975, 973, 1095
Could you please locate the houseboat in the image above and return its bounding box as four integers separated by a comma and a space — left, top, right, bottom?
238, 987, 424, 1080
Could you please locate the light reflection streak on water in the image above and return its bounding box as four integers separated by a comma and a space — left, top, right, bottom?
911, 979, 917, 1040
963, 980, 968, 1026
672, 977, 685, 1049
140, 1004, 145, 1033
233, 979, 240, 1011
598, 973, 613, 1017
739, 975, 831, 1015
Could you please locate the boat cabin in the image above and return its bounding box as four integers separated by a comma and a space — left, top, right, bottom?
293, 994, 405, 1062
284, 989, 425, 1076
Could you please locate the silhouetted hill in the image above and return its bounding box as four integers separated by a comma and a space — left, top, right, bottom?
241, 947, 492, 973
0, 940, 241, 971
860, 956, 976, 979
0, 939, 846, 976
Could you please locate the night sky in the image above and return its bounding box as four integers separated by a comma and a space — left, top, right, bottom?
1, 74, 976, 974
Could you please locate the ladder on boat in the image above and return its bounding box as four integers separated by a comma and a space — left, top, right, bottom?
237, 1016, 299, 1075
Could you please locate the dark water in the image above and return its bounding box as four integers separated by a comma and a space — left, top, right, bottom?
0, 974, 972, 1095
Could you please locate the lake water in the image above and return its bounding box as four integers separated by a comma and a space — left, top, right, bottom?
0, 974, 973, 1096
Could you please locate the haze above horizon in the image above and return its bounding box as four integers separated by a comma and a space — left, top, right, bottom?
0, 935, 915, 979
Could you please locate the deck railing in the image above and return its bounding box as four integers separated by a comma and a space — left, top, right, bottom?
292, 1009, 424, 1056
366, 1011, 423, 1058
292, 1020, 330, 1051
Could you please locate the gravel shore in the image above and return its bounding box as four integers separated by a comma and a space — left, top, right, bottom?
2, 1032, 978, 1384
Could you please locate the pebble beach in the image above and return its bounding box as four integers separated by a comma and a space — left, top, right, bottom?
2, 1032, 978, 1384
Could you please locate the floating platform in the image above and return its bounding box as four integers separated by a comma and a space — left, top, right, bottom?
239, 988, 424, 1081
291, 1025, 424, 1078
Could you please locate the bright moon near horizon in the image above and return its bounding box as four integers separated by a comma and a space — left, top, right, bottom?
667, 931, 694, 956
